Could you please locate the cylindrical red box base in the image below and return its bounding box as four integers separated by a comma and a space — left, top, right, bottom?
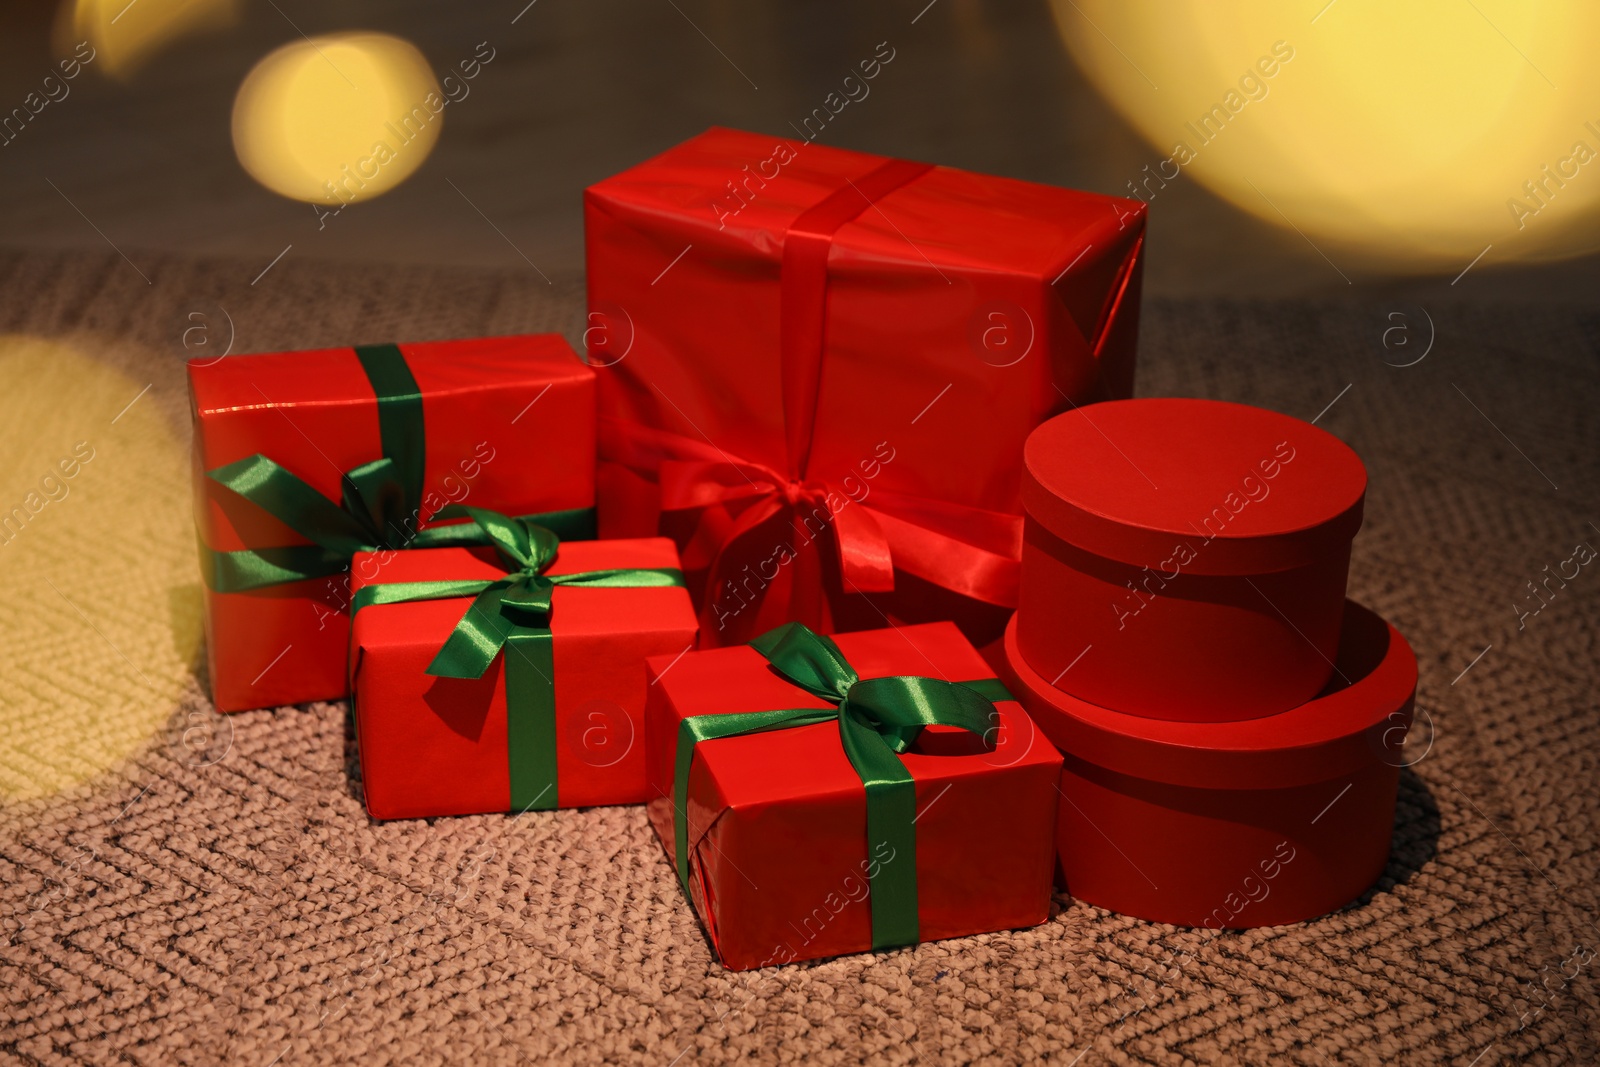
1004, 601, 1416, 928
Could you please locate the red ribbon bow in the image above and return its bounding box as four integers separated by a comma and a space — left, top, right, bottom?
603, 419, 1020, 644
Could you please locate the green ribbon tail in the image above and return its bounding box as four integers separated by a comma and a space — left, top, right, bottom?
199, 343, 423, 594
504, 628, 559, 812
840, 675, 999, 948
425, 581, 518, 679
838, 709, 921, 950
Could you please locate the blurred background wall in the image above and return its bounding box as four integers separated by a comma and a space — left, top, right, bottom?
2, 0, 1595, 301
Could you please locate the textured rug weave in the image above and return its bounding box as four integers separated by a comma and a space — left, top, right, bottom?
1, 248, 1596, 1065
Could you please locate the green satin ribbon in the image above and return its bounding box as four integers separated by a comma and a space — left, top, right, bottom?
199, 342, 596, 592
672, 622, 1009, 952
351, 506, 685, 812
353, 343, 426, 518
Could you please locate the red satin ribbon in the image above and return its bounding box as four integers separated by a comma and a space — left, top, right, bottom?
603, 156, 1022, 641
600, 418, 1021, 640
780, 158, 935, 481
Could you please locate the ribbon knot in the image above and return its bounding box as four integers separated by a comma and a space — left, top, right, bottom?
339, 457, 416, 550
497, 573, 556, 627
460, 505, 560, 574
435, 505, 566, 629
632, 433, 1023, 647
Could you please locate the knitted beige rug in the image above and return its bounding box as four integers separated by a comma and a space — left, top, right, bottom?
1, 248, 1596, 1065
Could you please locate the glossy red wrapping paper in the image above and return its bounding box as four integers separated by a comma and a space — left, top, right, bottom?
350, 540, 697, 820
644, 622, 1062, 970
1018, 398, 1367, 721
1004, 601, 1415, 927
586, 126, 1146, 651
189, 336, 596, 712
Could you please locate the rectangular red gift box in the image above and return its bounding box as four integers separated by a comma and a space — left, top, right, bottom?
644, 621, 1062, 970
189, 335, 595, 712
587, 126, 1145, 650
350, 538, 697, 819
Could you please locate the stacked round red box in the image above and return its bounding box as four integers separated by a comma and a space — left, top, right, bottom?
1018, 397, 1367, 720
1007, 398, 1417, 926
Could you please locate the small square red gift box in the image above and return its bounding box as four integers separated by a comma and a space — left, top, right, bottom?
350, 508, 697, 819
190, 335, 595, 712
645, 621, 1061, 970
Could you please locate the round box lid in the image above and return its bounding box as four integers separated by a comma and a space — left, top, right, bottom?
1022, 398, 1367, 574
1004, 600, 1416, 790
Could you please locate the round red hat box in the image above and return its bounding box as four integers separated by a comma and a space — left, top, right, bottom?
1004, 600, 1415, 928
1018, 397, 1367, 722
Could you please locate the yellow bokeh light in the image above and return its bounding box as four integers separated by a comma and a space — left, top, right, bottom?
0, 336, 200, 802
1052, 0, 1600, 269
232, 32, 443, 205
56, 0, 239, 81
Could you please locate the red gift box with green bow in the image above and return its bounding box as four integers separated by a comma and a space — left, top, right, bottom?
189, 335, 597, 713
350, 508, 697, 818
645, 620, 1062, 970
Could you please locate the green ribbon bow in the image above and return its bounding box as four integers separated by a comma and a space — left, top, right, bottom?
352, 506, 685, 812
200, 343, 597, 593
672, 622, 1013, 951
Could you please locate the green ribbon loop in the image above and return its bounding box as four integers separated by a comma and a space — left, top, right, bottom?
749, 623, 858, 701
672, 621, 1007, 953
208, 453, 408, 561
350, 507, 685, 812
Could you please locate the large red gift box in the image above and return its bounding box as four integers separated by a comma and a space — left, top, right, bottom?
350, 531, 697, 819
645, 621, 1062, 970
586, 126, 1146, 649
189, 336, 596, 712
